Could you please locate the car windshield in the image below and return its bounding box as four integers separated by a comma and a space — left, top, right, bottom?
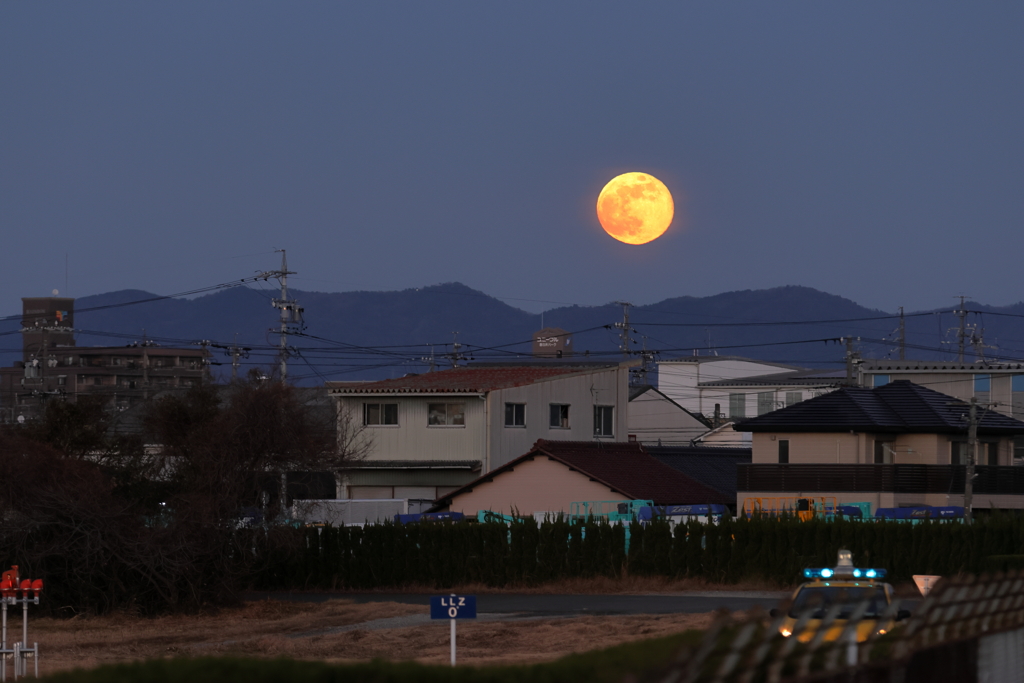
788, 586, 889, 620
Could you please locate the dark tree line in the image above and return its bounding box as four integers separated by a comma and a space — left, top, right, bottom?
0, 377, 365, 614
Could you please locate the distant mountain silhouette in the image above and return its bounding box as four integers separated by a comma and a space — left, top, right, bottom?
3, 283, 1024, 384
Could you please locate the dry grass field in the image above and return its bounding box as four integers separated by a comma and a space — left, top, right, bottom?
18, 598, 729, 677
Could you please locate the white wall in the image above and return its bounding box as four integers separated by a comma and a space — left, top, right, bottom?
335, 365, 631, 472
487, 365, 629, 469
337, 394, 487, 464
627, 389, 707, 443
657, 359, 804, 417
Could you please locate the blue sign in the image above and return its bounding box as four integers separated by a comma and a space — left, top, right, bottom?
431, 595, 477, 620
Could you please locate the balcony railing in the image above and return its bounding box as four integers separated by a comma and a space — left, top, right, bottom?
737, 464, 1024, 495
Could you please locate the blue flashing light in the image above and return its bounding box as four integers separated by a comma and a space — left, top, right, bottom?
852, 569, 862, 578
820, 568, 834, 578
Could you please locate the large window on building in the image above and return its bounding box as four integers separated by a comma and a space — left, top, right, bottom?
729, 393, 746, 419
785, 391, 802, 406
757, 392, 775, 416
549, 404, 570, 429
874, 439, 894, 464
778, 439, 789, 464
873, 375, 890, 387
504, 403, 525, 427
428, 403, 465, 426
363, 403, 398, 426
593, 406, 614, 437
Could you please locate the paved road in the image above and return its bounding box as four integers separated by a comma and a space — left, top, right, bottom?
246, 591, 788, 617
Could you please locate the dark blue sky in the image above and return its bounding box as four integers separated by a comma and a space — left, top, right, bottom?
2, 2, 1022, 316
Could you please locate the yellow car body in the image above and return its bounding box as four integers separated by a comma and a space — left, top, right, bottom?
777, 579, 898, 643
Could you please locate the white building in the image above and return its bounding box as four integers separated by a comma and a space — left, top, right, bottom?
327, 361, 633, 500
656, 357, 842, 422
627, 385, 709, 444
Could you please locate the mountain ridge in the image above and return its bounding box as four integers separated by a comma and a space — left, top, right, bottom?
3, 283, 1022, 384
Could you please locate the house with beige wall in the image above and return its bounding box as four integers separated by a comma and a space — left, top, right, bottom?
432, 439, 731, 517
857, 360, 1024, 464
734, 380, 1024, 513
327, 361, 633, 501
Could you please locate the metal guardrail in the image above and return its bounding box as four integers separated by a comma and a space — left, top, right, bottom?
738, 464, 1024, 495
649, 570, 1024, 683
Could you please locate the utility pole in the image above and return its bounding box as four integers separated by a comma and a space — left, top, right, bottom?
898, 306, 906, 361
258, 250, 303, 384
612, 301, 632, 358
843, 337, 861, 385
198, 339, 210, 385
965, 397, 978, 524
447, 333, 468, 368
228, 334, 250, 381
955, 296, 968, 363
420, 346, 437, 373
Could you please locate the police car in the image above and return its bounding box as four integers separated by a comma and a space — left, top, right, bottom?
770, 549, 911, 643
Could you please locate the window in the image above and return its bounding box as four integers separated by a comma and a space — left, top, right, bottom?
757, 392, 775, 416
428, 403, 464, 426
504, 403, 525, 427
872, 374, 890, 387
1014, 436, 1024, 465
363, 403, 399, 426
986, 442, 999, 466
786, 391, 802, 406
778, 439, 789, 464
729, 393, 746, 419
57, 376, 66, 386
974, 374, 991, 393
874, 440, 894, 464
549, 404, 570, 429
951, 442, 967, 465
593, 406, 614, 437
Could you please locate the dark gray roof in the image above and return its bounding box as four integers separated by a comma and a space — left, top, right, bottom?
346, 460, 481, 470
860, 360, 1024, 372
646, 446, 752, 499
698, 369, 845, 388
734, 380, 1024, 435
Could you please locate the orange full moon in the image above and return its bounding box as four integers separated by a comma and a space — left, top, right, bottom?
596, 172, 674, 245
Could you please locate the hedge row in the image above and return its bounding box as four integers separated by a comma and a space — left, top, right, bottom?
251, 513, 1024, 590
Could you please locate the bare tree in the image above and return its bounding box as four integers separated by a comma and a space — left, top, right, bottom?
0, 375, 369, 614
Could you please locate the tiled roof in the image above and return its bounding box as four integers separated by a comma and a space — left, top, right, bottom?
645, 446, 752, 499
327, 365, 605, 394
734, 380, 1024, 435
435, 439, 731, 507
